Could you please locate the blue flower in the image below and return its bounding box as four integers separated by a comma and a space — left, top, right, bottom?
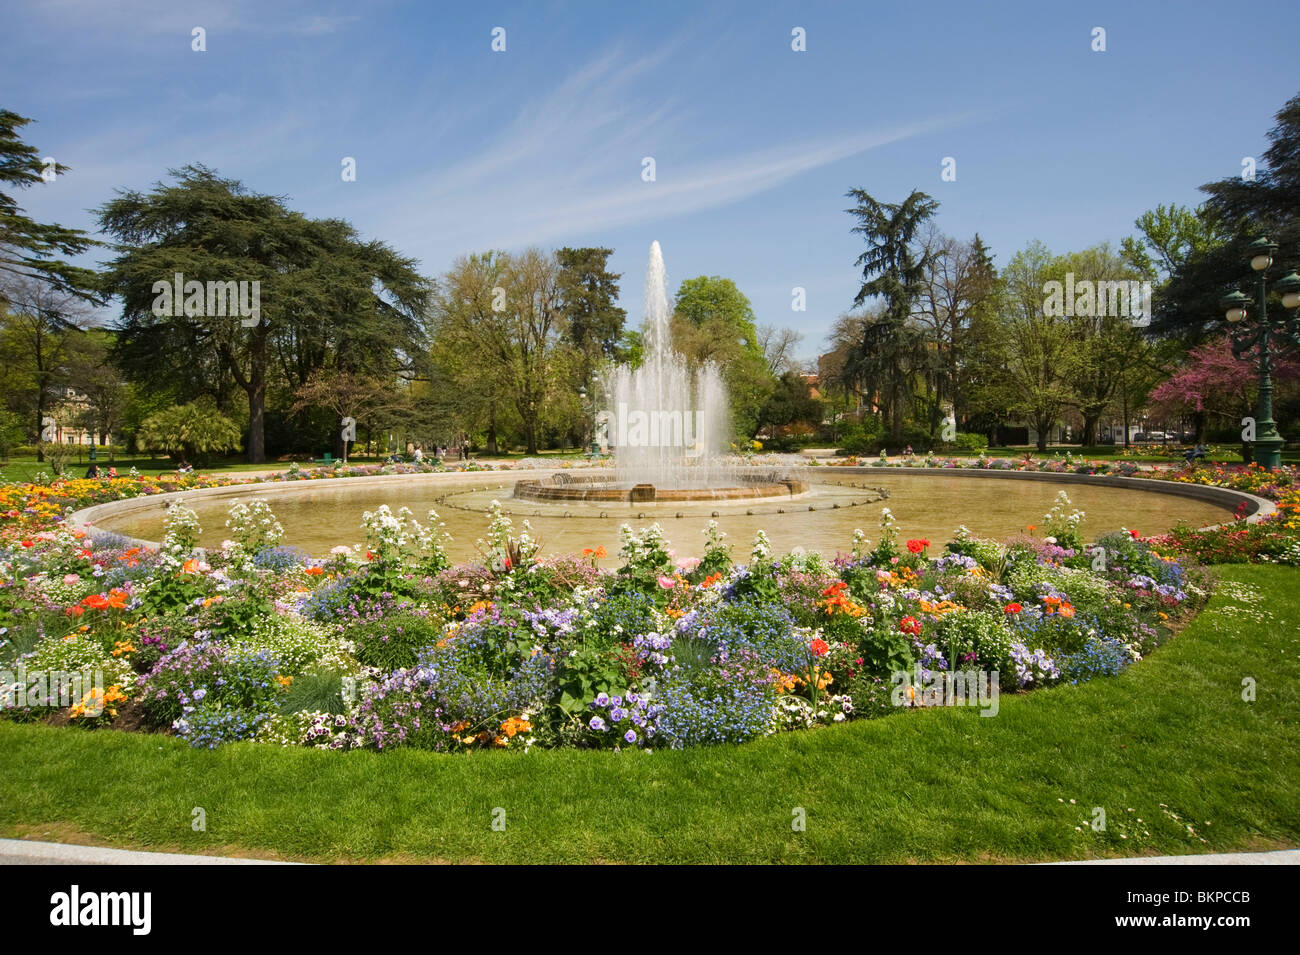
624, 729, 637, 744
589, 716, 607, 732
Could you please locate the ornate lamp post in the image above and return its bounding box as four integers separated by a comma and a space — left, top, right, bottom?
1219, 237, 1300, 470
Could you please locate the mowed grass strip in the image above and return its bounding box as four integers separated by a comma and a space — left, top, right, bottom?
1, 564, 1296, 864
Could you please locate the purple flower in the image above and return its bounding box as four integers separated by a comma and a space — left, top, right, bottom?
624, 729, 637, 744
589, 716, 607, 732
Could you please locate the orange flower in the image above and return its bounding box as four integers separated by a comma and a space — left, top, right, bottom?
500, 716, 532, 738
181, 558, 201, 574
304, 566, 324, 576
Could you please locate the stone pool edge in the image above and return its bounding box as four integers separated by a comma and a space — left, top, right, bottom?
65, 466, 1275, 552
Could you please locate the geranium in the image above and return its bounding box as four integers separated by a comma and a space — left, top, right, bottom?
899, 616, 922, 636
1004, 602, 1023, 614
810, 637, 830, 657
906, 538, 930, 554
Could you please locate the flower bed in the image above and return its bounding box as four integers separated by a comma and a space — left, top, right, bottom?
1, 487, 1209, 752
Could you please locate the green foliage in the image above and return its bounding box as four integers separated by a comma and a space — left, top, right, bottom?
951, 432, 988, 451
934, 609, 1014, 678
279, 670, 349, 716
346, 613, 441, 671
0, 110, 100, 294
137, 399, 242, 464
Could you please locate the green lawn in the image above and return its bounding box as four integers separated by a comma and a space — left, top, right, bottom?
0, 455, 281, 482
1, 564, 1296, 864
0, 448, 593, 483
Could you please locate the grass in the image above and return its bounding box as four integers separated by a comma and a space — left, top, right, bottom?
0, 448, 594, 483
1, 564, 1297, 864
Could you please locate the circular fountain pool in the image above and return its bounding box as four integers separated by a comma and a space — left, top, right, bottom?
85, 468, 1242, 564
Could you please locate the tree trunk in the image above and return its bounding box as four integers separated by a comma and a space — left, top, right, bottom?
246, 357, 267, 463
1082, 414, 1099, 447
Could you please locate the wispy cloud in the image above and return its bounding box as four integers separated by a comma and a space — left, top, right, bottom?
294, 15, 359, 36
365, 43, 980, 261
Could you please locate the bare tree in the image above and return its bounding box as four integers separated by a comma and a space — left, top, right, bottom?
757, 324, 804, 376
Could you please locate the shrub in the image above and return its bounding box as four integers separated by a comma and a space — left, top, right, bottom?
1057, 633, 1134, 682
345, 611, 441, 671
236, 614, 354, 676
933, 610, 1014, 680
655, 654, 777, 748
139, 642, 283, 729
952, 432, 989, 451
136, 399, 243, 464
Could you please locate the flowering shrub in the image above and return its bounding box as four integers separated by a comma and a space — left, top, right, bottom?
1, 484, 1215, 754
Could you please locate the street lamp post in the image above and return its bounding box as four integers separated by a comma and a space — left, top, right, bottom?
1219, 237, 1300, 470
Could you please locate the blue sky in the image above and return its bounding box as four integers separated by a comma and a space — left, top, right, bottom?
5, 0, 1299, 357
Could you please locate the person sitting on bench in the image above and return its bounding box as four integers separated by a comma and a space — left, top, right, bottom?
1183, 443, 1207, 464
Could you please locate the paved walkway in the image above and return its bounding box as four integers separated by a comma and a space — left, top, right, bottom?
1050, 849, 1299, 865
0, 839, 303, 865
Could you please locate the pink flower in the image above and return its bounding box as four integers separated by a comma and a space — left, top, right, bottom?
62, 574, 80, 586
657, 575, 676, 589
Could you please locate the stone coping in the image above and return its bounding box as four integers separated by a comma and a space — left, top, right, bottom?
67, 465, 1274, 550
66, 468, 562, 549
816, 465, 1275, 530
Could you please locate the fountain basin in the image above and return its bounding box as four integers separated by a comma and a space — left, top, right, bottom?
513, 472, 809, 503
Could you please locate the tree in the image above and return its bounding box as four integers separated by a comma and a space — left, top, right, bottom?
64, 328, 130, 447
136, 399, 243, 464
97, 165, 430, 463
0, 273, 89, 458
671, 276, 771, 439
0, 111, 99, 297
557, 247, 625, 364
1054, 243, 1146, 445
757, 325, 804, 376
912, 228, 999, 435
1148, 336, 1300, 446
844, 188, 939, 438
291, 369, 412, 461
756, 370, 821, 439
994, 243, 1078, 451
1154, 93, 1300, 342
431, 249, 574, 455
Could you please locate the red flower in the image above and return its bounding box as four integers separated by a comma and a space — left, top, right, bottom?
899, 616, 922, 636
905, 538, 930, 554
1129, 529, 1140, 539
1004, 602, 1022, 614
810, 637, 830, 657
